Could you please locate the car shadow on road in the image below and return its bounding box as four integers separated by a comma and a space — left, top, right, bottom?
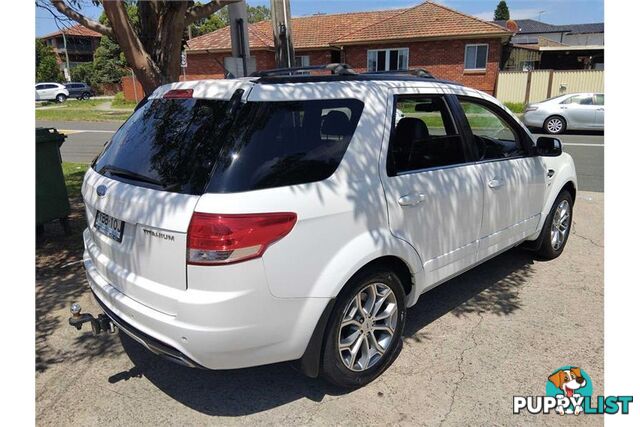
113, 248, 535, 416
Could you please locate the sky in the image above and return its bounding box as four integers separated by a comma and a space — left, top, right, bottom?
36, 0, 605, 37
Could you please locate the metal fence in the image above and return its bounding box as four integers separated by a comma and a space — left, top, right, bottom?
495, 70, 604, 104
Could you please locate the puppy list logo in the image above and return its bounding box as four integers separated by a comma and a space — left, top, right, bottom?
513, 366, 633, 415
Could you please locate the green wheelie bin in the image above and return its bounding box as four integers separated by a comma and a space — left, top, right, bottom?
36, 128, 70, 233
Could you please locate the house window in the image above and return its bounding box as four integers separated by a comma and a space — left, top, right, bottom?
464, 44, 488, 70
367, 48, 409, 72
295, 55, 310, 67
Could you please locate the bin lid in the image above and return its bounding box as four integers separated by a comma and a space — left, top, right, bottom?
36, 127, 67, 145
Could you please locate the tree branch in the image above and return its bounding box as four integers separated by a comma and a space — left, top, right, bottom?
50, 0, 114, 37
184, 0, 240, 26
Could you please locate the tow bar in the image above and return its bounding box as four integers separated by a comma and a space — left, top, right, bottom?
68, 303, 118, 335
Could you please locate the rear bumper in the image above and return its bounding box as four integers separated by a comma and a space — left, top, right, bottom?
93, 291, 204, 368
522, 111, 546, 128
83, 252, 330, 370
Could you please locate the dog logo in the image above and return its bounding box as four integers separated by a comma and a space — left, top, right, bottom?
547, 367, 588, 414
514, 365, 632, 415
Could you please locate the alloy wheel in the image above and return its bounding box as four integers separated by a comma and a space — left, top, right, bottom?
338, 283, 398, 372
546, 118, 564, 133
551, 199, 570, 250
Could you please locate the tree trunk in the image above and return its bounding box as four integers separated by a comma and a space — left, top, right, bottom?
50, 0, 240, 95
138, 1, 189, 87
103, 1, 163, 94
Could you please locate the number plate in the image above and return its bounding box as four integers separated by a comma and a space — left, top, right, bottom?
94, 210, 125, 242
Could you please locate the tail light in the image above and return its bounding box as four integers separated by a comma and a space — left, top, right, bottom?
524, 105, 538, 113
164, 89, 193, 99
187, 212, 297, 265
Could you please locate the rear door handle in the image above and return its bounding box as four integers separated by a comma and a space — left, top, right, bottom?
398, 193, 425, 206
597, 108, 604, 111
488, 178, 505, 189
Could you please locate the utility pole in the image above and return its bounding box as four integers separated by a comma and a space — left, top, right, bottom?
226, 1, 254, 77
271, 0, 295, 68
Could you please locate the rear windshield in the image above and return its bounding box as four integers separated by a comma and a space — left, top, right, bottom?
93, 97, 364, 194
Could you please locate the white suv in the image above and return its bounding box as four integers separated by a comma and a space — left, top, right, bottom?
35, 82, 69, 102
77, 65, 577, 388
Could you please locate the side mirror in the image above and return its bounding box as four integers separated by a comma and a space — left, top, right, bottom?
536, 136, 562, 157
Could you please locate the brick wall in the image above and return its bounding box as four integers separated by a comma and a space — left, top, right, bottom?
121, 38, 503, 100
344, 38, 503, 94
121, 75, 145, 102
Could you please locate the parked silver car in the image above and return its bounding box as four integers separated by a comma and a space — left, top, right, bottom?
522, 93, 604, 134
35, 82, 69, 103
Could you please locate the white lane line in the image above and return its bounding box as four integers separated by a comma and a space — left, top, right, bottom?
562, 143, 604, 147
59, 129, 116, 134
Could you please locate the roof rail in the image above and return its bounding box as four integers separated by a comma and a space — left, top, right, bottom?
361, 68, 435, 79
250, 63, 357, 77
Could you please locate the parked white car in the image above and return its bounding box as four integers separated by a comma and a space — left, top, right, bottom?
522, 92, 604, 134
73, 66, 577, 388
35, 82, 69, 102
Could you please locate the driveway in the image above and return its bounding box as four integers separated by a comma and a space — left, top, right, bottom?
36, 191, 603, 425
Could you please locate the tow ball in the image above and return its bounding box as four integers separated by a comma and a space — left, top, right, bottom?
68, 303, 118, 335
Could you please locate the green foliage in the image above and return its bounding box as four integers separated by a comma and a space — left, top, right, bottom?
191, 13, 226, 37
70, 62, 94, 85
62, 162, 89, 198
36, 39, 64, 83
92, 36, 126, 85
196, 4, 271, 36
112, 92, 138, 108
494, 1, 510, 20
246, 5, 271, 23
504, 102, 525, 113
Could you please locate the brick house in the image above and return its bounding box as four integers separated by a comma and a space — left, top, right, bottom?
183, 1, 510, 95
39, 24, 102, 77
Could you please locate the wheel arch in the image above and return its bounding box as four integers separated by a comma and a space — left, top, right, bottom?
297, 253, 416, 378
544, 114, 567, 132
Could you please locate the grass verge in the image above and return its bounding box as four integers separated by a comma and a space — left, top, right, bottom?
62, 162, 89, 199
36, 99, 132, 122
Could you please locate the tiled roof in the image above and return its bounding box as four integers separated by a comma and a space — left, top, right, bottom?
40, 24, 102, 39
494, 19, 604, 36
335, 1, 509, 44
187, 1, 509, 52
493, 19, 563, 34
565, 23, 604, 34
188, 21, 274, 51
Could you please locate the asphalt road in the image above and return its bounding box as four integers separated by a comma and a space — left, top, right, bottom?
36, 191, 604, 425
36, 120, 604, 192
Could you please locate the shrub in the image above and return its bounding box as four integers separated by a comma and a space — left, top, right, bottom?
112, 92, 138, 108
504, 102, 525, 114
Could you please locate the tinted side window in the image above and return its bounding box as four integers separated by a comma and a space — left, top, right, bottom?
387, 95, 466, 175
595, 94, 604, 105
458, 98, 525, 161
563, 95, 593, 105
35, 84, 45, 90
206, 99, 364, 193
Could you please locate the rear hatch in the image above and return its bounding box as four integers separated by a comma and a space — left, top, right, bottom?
83, 89, 241, 315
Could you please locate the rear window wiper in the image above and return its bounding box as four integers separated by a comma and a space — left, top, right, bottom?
98, 165, 168, 189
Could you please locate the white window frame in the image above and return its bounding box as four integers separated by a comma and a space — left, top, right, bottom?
295, 55, 310, 67
367, 48, 409, 72
464, 43, 489, 71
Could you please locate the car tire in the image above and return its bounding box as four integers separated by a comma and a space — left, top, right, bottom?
544, 116, 566, 134
536, 190, 573, 260
56, 94, 67, 103
320, 266, 406, 388
81, 92, 91, 100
